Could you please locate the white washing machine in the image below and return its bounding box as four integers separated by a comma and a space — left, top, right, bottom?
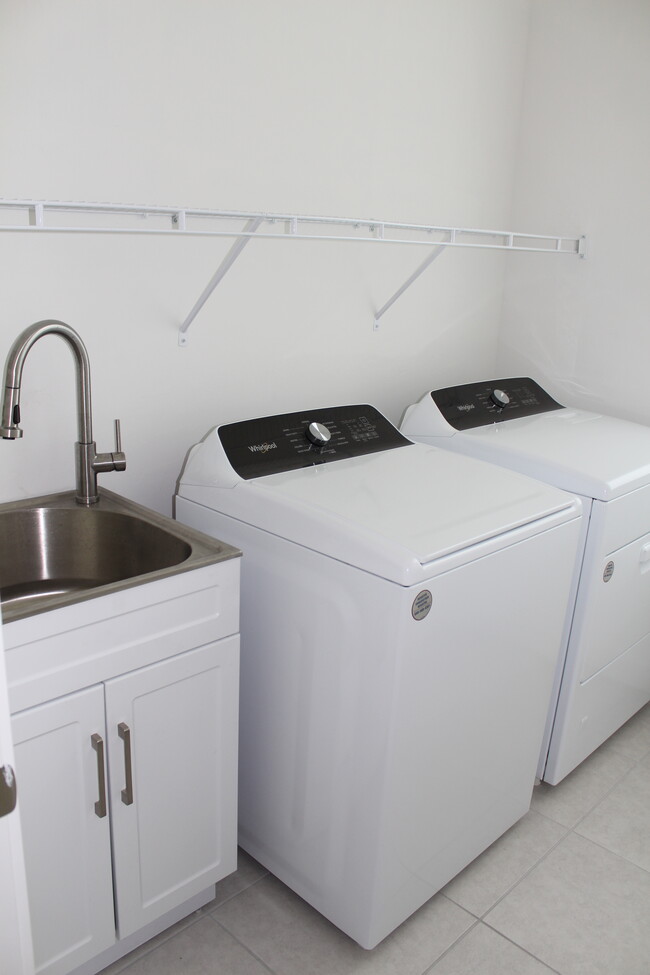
402, 378, 650, 785
175, 404, 581, 948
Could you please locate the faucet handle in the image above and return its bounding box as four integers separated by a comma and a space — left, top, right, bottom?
112, 419, 127, 471
94, 420, 127, 474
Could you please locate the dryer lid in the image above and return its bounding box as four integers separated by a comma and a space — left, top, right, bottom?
401, 382, 650, 501
441, 410, 650, 501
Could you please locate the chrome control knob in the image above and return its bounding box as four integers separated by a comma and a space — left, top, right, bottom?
306, 421, 331, 446
490, 388, 510, 409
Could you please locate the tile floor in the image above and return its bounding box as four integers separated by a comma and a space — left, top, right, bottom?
102, 703, 650, 975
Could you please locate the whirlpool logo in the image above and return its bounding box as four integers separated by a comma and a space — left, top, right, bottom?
457, 403, 475, 413
248, 441, 278, 453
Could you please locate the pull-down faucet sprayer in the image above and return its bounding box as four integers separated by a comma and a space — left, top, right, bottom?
1, 320, 126, 505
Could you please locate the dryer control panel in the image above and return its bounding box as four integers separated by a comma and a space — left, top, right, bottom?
432, 378, 564, 431
219, 404, 411, 479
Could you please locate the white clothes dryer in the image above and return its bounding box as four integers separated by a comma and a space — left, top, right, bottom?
175, 404, 581, 948
402, 378, 650, 785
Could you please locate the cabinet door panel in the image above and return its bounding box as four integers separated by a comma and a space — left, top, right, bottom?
11, 685, 115, 975
106, 637, 238, 938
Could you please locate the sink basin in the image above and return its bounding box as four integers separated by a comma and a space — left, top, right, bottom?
0, 489, 240, 623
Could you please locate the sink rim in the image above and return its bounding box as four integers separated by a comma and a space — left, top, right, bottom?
0, 488, 240, 624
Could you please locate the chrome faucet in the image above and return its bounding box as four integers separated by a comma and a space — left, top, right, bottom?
1, 320, 126, 505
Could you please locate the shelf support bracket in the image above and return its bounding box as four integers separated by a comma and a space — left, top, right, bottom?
29, 203, 44, 228
373, 243, 448, 330
178, 215, 264, 346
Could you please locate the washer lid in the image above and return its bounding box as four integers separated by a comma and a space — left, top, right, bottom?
179, 416, 581, 585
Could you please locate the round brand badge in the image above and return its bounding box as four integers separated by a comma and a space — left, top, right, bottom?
412, 590, 432, 621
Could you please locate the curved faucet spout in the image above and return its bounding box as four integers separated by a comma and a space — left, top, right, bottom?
2, 320, 93, 443
1, 320, 126, 505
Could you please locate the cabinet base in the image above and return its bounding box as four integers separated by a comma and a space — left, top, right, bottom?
67, 888, 215, 975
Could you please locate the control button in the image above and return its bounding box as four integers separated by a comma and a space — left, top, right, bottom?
306, 421, 332, 446
490, 388, 510, 409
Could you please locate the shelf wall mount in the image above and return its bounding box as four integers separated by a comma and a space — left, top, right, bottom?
0, 200, 587, 344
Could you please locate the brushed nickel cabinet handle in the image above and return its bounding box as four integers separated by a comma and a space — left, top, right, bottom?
117, 722, 134, 806
0, 764, 18, 819
90, 734, 107, 819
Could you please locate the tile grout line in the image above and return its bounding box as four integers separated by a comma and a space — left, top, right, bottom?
420, 913, 483, 975
100, 872, 272, 975
441, 817, 572, 922
203, 913, 278, 975
563, 829, 650, 878
563, 743, 650, 835
421, 908, 564, 975
203, 869, 271, 915
477, 923, 564, 975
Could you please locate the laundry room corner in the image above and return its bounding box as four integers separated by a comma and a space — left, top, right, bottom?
500, 0, 650, 426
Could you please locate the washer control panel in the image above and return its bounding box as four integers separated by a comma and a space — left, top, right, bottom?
219, 405, 411, 479
432, 378, 563, 430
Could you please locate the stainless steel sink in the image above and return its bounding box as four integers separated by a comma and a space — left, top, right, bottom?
0, 489, 240, 623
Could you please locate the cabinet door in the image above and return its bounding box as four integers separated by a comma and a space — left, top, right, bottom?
106, 637, 239, 938
11, 685, 115, 975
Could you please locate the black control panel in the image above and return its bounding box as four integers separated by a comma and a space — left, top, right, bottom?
219, 405, 412, 479
432, 378, 563, 430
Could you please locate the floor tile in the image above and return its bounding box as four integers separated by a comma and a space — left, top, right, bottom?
604, 701, 650, 764
98, 912, 204, 975
204, 849, 269, 911
214, 873, 474, 975
102, 915, 272, 975
575, 751, 650, 872
442, 810, 567, 917
428, 922, 558, 974
531, 736, 635, 828
484, 832, 650, 975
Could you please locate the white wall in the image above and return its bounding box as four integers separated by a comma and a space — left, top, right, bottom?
0, 0, 532, 513
500, 0, 650, 424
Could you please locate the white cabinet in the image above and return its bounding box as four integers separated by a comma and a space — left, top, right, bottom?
107, 640, 238, 938
12, 686, 115, 975
12, 638, 238, 975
